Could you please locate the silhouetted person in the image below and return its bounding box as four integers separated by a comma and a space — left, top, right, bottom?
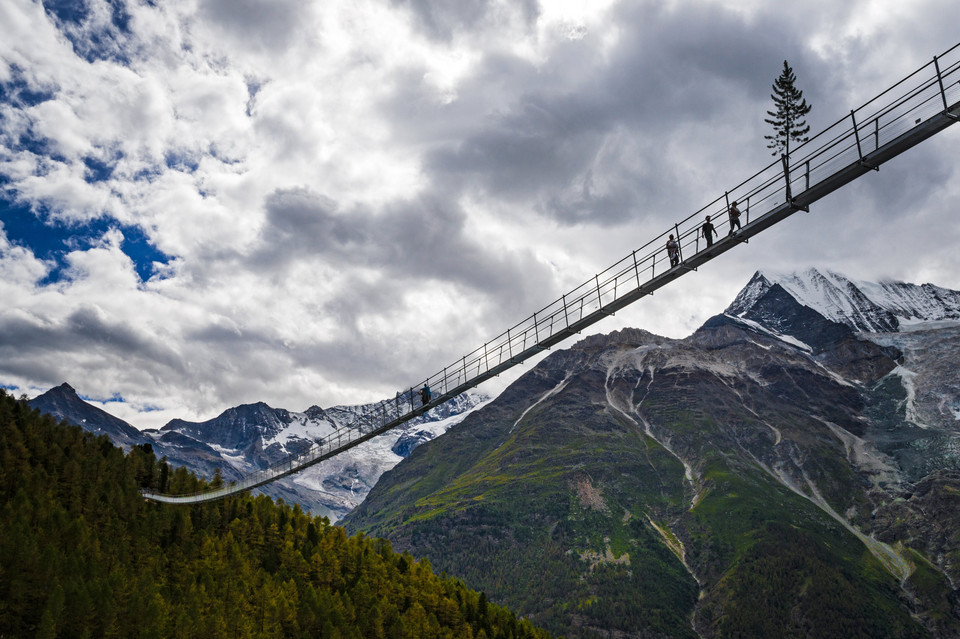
728, 200, 742, 236
666, 234, 679, 268
702, 215, 717, 248
420, 384, 432, 406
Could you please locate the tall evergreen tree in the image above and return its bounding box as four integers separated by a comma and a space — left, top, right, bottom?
764, 60, 812, 157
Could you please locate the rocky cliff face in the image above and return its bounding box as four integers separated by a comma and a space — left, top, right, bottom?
343, 271, 960, 638
28, 383, 148, 450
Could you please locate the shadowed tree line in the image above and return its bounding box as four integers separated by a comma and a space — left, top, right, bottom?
0, 389, 551, 639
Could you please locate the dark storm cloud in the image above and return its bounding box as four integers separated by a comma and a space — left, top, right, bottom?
257, 186, 555, 306
257, 188, 362, 259
0, 305, 176, 361
394, 0, 539, 42
197, 0, 305, 52
403, 1, 834, 228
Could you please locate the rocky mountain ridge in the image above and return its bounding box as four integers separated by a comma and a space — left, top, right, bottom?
29, 383, 488, 519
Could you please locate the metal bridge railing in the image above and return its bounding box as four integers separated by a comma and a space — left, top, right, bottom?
143, 41, 960, 503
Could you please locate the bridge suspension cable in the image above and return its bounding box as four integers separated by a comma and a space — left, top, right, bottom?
143, 41, 960, 504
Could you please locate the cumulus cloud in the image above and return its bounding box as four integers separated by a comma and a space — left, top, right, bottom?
1, 0, 959, 428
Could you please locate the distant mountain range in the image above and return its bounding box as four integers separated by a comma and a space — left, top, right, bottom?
29, 382, 488, 519
342, 268, 960, 637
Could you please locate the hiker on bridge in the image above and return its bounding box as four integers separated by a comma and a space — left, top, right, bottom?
420, 384, 432, 407
666, 234, 680, 268
728, 201, 742, 235
702, 216, 717, 248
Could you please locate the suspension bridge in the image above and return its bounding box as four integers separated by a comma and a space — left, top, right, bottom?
143, 42, 960, 504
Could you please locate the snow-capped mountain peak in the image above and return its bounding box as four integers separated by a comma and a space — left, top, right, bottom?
727, 268, 960, 333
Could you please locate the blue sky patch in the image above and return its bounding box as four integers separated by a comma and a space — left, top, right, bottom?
164, 151, 200, 174
83, 155, 116, 182
0, 67, 56, 108
42, 0, 133, 65
1, 196, 172, 284
42, 0, 90, 25
80, 391, 125, 404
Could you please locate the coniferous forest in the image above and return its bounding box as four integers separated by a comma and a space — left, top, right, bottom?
0, 389, 551, 639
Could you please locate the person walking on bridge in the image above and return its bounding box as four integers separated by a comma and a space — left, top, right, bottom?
728, 200, 742, 236
666, 234, 680, 268
420, 384, 432, 407
702, 216, 717, 248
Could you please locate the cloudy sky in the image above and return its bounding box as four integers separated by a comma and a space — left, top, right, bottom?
2, 0, 959, 429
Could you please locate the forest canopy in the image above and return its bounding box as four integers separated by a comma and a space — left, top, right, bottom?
0, 389, 551, 639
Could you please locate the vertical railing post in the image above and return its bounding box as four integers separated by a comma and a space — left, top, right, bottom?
851, 110, 865, 163
874, 117, 880, 150
745, 196, 750, 225
723, 191, 731, 237
674, 223, 682, 263
780, 154, 792, 204
562, 295, 569, 328
934, 55, 950, 113
483, 342, 489, 373
805, 160, 810, 191
595, 275, 602, 309
632, 250, 641, 288
533, 312, 539, 343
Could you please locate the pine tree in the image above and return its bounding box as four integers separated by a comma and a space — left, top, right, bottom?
764, 60, 812, 157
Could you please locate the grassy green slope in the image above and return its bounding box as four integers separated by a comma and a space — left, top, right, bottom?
346, 332, 942, 638
687, 458, 925, 637
348, 364, 703, 637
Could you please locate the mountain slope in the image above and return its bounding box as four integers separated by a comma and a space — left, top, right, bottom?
27, 382, 149, 450
343, 270, 960, 638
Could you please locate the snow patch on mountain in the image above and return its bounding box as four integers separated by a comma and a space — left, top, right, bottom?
729, 314, 813, 352
888, 365, 927, 429
208, 444, 255, 471
286, 395, 491, 519
900, 319, 960, 332
262, 413, 338, 449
